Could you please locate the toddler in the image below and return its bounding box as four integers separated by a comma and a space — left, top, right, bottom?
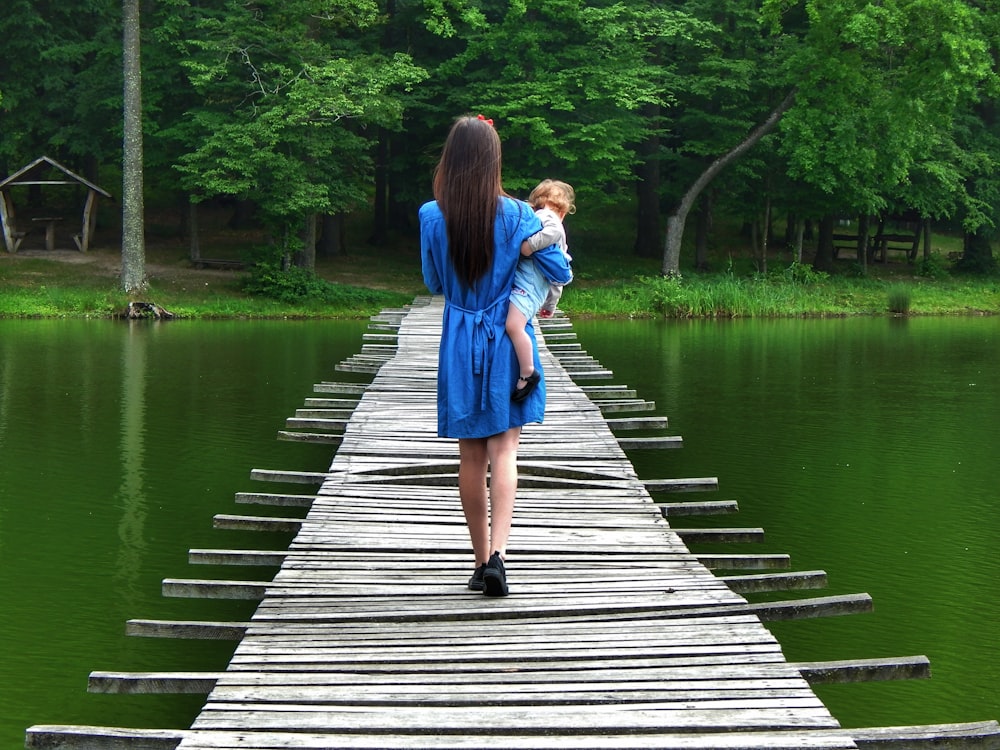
507, 179, 575, 401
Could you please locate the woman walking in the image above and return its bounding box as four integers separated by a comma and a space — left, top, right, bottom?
419, 115, 572, 596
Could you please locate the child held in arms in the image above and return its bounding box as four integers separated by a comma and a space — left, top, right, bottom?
506, 179, 575, 402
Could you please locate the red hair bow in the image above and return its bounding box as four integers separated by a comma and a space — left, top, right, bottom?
477, 114, 494, 126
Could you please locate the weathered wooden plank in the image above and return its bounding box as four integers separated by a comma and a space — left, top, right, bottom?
794, 656, 931, 684
598, 399, 657, 413
125, 620, 248, 640
234, 492, 316, 508
581, 385, 638, 398
645, 477, 720, 493
206, 683, 825, 706
617, 435, 684, 449
88, 672, 224, 694
301, 398, 360, 408
567, 369, 615, 380
212, 514, 303, 533
312, 382, 367, 395
607, 416, 669, 429
286, 416, 350, 428
212, 664, 805, 685
189, 702, 841, 732
162, 579, 268, 600
674, 528, 766, 543
276, 431, 343, 444
719, 570, 829, 593
294, 409, 354, 419
850, 721, 1000, 747
753, 594, 874, 621
661, 500, 739, 516
697, 554, 791, 570
334, 363, 383, 374
181, 730, 856, 749
25, 725, 184, 750
188, 549, 286, 566
250, 469, 326, 484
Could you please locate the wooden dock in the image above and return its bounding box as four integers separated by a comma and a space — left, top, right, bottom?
27, 297, 1000, 749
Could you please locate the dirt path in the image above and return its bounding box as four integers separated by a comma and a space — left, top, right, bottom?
2, 246, 243, 286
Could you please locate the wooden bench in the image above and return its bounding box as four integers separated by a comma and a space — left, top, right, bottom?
10, 229, 29, 252
190, 258, 245, 270
872, 232, 919, 262
832, 233, 862, 259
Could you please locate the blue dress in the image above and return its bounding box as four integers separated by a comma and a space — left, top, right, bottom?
420, 196, 573, 439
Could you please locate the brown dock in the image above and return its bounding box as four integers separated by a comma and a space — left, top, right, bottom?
27, 297, 1000, 749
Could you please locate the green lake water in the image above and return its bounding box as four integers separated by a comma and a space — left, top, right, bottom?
0, 314, 997, 747
573, 316, 1000, 730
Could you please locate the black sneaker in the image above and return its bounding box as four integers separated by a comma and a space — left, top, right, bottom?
468, 563, 486, 591
483, 551, 509, 597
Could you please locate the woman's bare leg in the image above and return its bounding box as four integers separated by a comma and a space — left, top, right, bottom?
458, 437, 489, 565
485, 426, 521, 557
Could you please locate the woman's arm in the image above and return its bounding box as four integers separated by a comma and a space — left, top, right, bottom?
419, 203, 444, 294
531, 241, 572, 285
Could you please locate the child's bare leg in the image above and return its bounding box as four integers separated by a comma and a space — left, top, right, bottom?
506, 303, 535, 382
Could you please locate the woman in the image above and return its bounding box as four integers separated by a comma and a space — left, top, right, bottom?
419, 115, 572, 597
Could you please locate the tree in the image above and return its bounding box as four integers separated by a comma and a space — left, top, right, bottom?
662, 90, 795, 275
656, 0, 997, 275
775, 0, 995, 271
400, 0, 702, 213
121, 0, 146, 294
171, 0, 424, 269
0, 1, 122, 174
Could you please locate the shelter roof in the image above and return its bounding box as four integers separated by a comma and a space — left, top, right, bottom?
0, 155, 112, 198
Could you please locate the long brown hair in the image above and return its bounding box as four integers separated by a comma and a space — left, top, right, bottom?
432, 116, 504, 287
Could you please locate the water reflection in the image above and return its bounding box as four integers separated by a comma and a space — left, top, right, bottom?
0, 318, 369, 749
115, 322, 149, 602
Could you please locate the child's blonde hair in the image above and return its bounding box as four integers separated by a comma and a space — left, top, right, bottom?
528, 179, 576, 216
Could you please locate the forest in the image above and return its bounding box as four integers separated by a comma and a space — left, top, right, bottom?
1, 0, 999, 291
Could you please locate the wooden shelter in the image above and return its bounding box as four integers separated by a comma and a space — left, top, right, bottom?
0, 155, 112, 253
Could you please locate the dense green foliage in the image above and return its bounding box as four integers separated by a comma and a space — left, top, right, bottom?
241, 255, 392, 309
2, 0, 1000, 281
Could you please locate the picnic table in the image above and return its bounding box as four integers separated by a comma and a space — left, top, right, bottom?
31, 216, 62, 251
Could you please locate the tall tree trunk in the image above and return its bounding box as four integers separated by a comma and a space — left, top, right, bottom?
857, 214, 870, 274
784, 213, 796, 248
760, 195, 770, 275
121, 0, 146, 294
958, 228, 996, 274
812, 215, 836, 272
188, 201, 200, 263
662, 89, 796, 276
296, 214, 317, 270
370, 127, 388, 245
318, 213, 344, 257
633, 103, 661, 258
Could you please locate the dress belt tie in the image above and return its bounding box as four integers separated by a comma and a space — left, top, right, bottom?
448, 295, 505, 410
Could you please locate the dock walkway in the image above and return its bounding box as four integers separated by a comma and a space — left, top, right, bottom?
27, 297, 1000, 749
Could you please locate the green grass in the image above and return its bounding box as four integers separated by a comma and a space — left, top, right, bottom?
563, 266, 998, 318
1, 217, 998, 318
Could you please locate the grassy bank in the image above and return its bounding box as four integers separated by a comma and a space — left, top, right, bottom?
1, 231, 998, 318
